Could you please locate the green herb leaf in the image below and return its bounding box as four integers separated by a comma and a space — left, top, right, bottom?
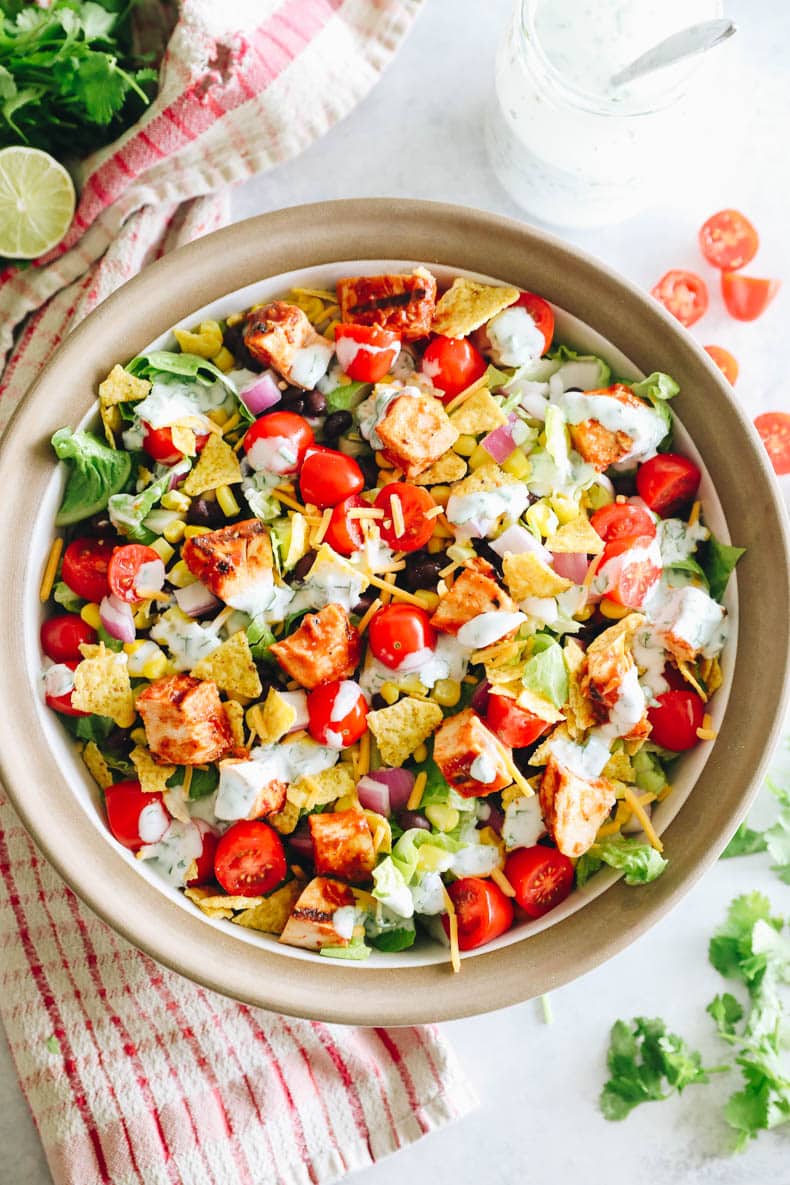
721, 823, 769, 859
51, 427, 132, 525
706, 992, 744, 1039
600, 1016, 713, 1121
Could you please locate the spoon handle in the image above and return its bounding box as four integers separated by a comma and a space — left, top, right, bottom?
611, 18, 737, 88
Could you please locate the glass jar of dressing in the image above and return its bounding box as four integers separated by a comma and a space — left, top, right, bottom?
486, 0, 724, 228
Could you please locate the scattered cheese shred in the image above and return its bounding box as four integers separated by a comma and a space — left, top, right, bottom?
39, 537, 63, 603
407, 770, 427, 811
491, 867, 516, 898
272, 488, 309, 514
182, 767, 193, 797
688, 500, 701, 527
425, 504, 444, 519
221, 412, 241, 437
492, 737, 533, 798
390, 493, 406, 539
696, 712, 718, 741
582, 551, 605, 590
311, 507, 333, 548
348, 507, 385, 520
677, 659, 708, 702
439, 560, 461, 580
441, 885, 461, 974
357, 731, 371, 777
357, 597, 383, 634
621, 785, 663, 852
366, 574, 426, 607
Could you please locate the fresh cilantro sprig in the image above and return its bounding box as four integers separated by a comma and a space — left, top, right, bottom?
600, 1016, 722, 1121
720, 777, 790, 884
0, 1, 158, 158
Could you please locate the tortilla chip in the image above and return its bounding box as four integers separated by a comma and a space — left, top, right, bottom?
283, 512, 310, 571
503, 552, 573, 601
191, 630, 262, 699
223, 699, 246, 747
233, 880, 304, 934
603, 751, 636, 783
269, 799, 301, 835
564, 637, 595, 737
100, 402, 122, 447
72, 643, 136, 728
170, 424, 197, 457
163, 785, 191, 824
185, 888, 265, 911
530, 723, 571, 767
98, 364, 150, 406
131, 745, 175, 794
82, 741, 112, 790
287, 764, 355, 810
412, 450, 468, 486
366, 698, 443, 768
256, 688, 297, 747
624, 736, 648, 757
515, 686, 565, 724
586, 613, 646, 663
452, 461, 513, 498
183, 433, 242, 496
432, 277, 519, 338
702, 655, 724, 695
449, 388, 507, 435
546, 515, 605, 556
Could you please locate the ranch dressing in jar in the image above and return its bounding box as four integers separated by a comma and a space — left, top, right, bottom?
486, 0, 723, 227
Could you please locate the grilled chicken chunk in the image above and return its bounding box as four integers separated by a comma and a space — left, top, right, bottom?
432, 707, 512, 798
376, 392, 459, 478
243, 301, 333, 389
279, 876, 358, 951
137, 674, 233, 765
569, 386, 653, 471
431, 561, 516, 635
182, 518, 273, 607
309, 810, 377, 883
270, 604, 361, 690
539, 754, 616, 858
336, 269, 437, 340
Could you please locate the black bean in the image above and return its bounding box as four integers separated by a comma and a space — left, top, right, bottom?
323, 410, 353, 439
222, 321, 263, 372
303, 389, 327, 417
279, 388, 306, 414
371, 694, 387, 711
404, 551, 444, 591
187, 497, 225, 528
356, 454, 379, 490
292, 550, 317, 583
472, 537, 504, 576
352, 589, 377, 616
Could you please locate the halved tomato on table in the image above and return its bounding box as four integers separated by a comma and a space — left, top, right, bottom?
704, 345, 739, 385
651, 270, 709, 327
754, 412, 790, 476
699, 209, 759, 271
721, 272, 781, 322
442, 876, 514, 950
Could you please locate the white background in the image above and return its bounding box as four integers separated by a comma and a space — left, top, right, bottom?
3, 0, 789, 1182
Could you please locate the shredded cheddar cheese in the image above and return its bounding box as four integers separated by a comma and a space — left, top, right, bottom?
366, 574, 425, 607
425, 504, 444, 519
272, 488, 309, 514
357, 731, 371, 777
688, 500, 701, 526
621, 785, 663, 852
491, 867, 516, 898
356, 598, 383, 634
182, 766, 193, 797
390, 493, 406, 539
311, 507, 333, 548
39, 537, 63, 603
677, 659, 708, 702
441, 885, 461, 974
696, 712, 718, 741
406, 770, 427, 812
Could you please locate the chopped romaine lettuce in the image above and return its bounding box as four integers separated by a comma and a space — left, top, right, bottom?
127, 350, 237, 394
523, 636, 568, 710
51, 428, 132, 526
576, 837, 667, 887
371, 925, 417, 952
630, 372, 679, 403
53, 581, 84, 612
700, 534, 745, 601
108, 462, 188, 542
247, 617, 276, 661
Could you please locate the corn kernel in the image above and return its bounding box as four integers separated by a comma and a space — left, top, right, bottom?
479, 826, 503, 848
425, 804, 460, 832
427, 536, 446, 554
502, 449, 530, 479
397, 674, 428, 697
575, 604, 595, 622
412, 742, 429, 764
413, 589, 440, 612
432, 678, 462, 708
141, 653, 170, 680
168, 560, 197, 588
550, 492, 579, 524
163, 519, 186, 544
130, 727, 148, 746
600, 597, 630, 620
468, 443, 492, 470
431, 518, 453, 539
216, 484, 240, 517
380, 681, 400, 706
80, 603, 101, 629
124, 640, 146, 656
173, 320, 223, 359
184, 525, 212, 539
161, 490, 191, 513
207, 408, 229, 427
429, 484, 451, 507
453, 434, 478, 457
133, 602, 155, 630
526, 501, 559, 538
148, 537, 175, 565
211, 346, 235, 373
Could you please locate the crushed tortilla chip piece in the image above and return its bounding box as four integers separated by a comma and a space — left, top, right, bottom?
432, 277, 519, 338
287, 764, 355, 809
564, 637, 596, 737
587, 613, 646, 663
503, 551, 573, 601
412, 450, 468, 486
677, 659, 708, 702
515, 686, 565, 724
185, 888, 265, 911
100, 403, 122, 447
82, 741, 112, 789
530, 722, 571, 767
72, 643, 136, 728
183, 433, 242, 496
191, 630, 262, 699
603, 751, 636, 783
256, 688, 297, 746
131, 745, 175, 794
170, 424, 197, 456
223, 700, 246, 747
268, 799, 301, 835
701, 655, 724, 695
448, 388, 507, 435
451, 461, 514, 498
233, 880, 304, 934
366, 697, 443, 768
546, 515, 605, 555
98, 364, 150, 406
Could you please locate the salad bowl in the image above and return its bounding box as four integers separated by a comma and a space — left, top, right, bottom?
0, 199, 787, 1024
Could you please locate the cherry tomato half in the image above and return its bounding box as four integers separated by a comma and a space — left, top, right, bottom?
335, 323, 401, 383
40, 614, 96, 664
516, 290, 554, 354
243, 410, 314, 475
636, 453, 701, 517
590, 502, 656, 544
307, 679, 368, 749
61, 537, 115, 602
704, 345, 739, 385
651, 270, 709, 328
442, 877, 514, 951
44, 659, 88, 717
421, 335, 487, 400
754, 412, 790, 476
486, 693, 550, 749
368, 604, 436, 671
214, 820, 287, 896
504, 845, 574, 919
647, 689, 705, 751
299, 446, 365, 508
699, 209, 759, 271
599, 535, 661, 609
143, 424, 209, 465
374, 482, 436, 552
108, 544, 163, 604
187, 822, 219, 888
324, 494, 367, 556
721, 272, 781, 322
105, 780, 169, 852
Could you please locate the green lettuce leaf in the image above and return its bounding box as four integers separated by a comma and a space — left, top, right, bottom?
127, 350, 236, 393
108, 462, 188, 543
51, 427, 132, 526
371, 926, 416, 952
700, 534, 745, 602
576, 837, 667, 888
523, 636, 568, 710
630, 372, 680, 402
320, 935, 371, 961
549, 344, 612, 387
53, 581, 84, 612
410, 751, 473, 812
247, 617, 276, 661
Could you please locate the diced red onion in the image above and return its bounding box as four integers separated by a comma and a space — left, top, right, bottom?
551, 552, 591, 583
397, 811, 431, 832
357, 775, 391, 816
470, 678, 490, 715
481, 415, 518, 463
174, 581, 220, 617
365, 767, 415, 811
477, 802, 504, 835
99, 594, 136, 643
288, 826, 314, 862
490, 523, 549, 562
238, 370, 282, 416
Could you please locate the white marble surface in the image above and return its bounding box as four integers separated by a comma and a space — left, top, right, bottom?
3, 0, 789, 1181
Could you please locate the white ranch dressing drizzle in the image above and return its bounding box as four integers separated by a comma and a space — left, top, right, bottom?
329, 680, 362, 723
138, 819, 204, 887
599, 664, 646, 739
151, 610, 222, 670
445, 484, 530, 539
469, 753, 498, 784
551, 733, 611, 780
214, 740, 338, 820
246, 435, 300, 475
502, 795, 544, 850
335, 335, 400, 375
556, 390, 666, 463
485, 306, 545, 368
43, 663, 75, 698
456, 610, 526, 650
288, 341, 334, 390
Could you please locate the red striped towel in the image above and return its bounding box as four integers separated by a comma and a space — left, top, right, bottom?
0, 2, 477, 1182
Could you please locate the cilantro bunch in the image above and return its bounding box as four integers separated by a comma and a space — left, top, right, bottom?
0, 0, 158, 158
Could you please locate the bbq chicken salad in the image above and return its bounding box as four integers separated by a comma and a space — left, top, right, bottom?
40, 267, 744, 969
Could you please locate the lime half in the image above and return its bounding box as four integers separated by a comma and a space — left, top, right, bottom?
0, 146, 76, 259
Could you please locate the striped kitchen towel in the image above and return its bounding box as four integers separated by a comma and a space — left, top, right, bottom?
0, 2, 477, 1183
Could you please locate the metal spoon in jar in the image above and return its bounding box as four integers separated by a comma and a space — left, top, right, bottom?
610, 18, 737, 88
